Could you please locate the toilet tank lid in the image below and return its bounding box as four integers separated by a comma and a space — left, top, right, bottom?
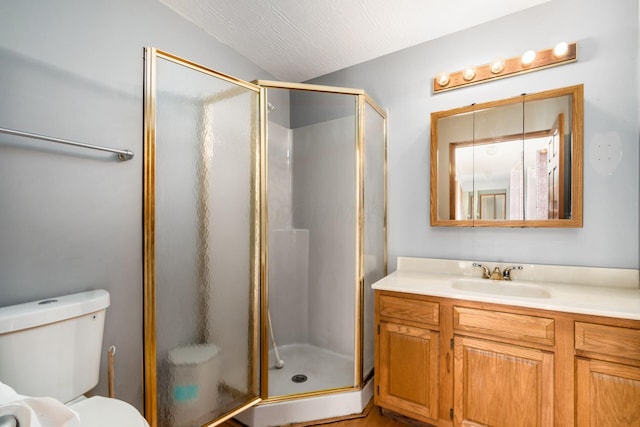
0, 290, 110, 334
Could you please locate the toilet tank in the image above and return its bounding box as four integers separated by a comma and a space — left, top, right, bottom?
0, 290, 110, 403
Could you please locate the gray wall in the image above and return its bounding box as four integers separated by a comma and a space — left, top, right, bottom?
0, 0, 274, 411
307, 0, 640, 271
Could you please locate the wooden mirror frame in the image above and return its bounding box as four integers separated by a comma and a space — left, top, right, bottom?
430, 84, 583, 227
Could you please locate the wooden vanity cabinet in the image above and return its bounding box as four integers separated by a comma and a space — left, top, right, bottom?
453, 337, 554, 427
375, 290, 640, 427
575, 322, 640, 426
375, 293, 441, 424
378, 322, 439, 421
452, 307, 556, 427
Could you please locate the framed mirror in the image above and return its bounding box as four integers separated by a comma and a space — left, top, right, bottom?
430, 84, 583, 227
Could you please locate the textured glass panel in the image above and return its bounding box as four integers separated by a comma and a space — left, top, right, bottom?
155, 57, 258, 427
363, 102, 386, 377
267, 88, 357, 397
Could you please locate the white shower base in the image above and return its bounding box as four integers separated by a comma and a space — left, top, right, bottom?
268, 343, 353, 396
235, 343, 372, 427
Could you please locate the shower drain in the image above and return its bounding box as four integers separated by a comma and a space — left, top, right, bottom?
291, 374, 308, 383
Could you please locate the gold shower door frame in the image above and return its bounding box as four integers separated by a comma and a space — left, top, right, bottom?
256, 81, 388, 401
143, 47, 263, 427
143, 48, 388, 426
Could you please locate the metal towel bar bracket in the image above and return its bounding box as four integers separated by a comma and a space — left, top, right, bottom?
0, 126, 134, 161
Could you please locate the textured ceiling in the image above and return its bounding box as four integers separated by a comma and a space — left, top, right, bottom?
158, 0, 550, 82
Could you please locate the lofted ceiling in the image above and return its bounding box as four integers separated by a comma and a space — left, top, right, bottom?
158, 0, 550, 82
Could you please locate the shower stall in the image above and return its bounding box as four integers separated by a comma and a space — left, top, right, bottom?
143, 49, 387, 427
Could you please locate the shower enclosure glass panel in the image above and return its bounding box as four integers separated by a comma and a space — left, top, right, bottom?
362, 100, 387, 378
147, 51, 260, 427
145, 50, 387, 425
265, 87, 357, 398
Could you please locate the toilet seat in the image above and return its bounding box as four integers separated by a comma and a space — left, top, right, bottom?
69, 396, 149, 426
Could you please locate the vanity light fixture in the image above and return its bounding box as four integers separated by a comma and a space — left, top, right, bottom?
433, 41, 577, 93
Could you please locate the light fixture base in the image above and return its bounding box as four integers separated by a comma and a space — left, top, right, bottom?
433, 41, 577, 93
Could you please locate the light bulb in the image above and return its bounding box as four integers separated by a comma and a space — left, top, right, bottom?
436, 72, 450, 87
521, 50, 536, 66
490, 58, 505, 74
463, 67, 476, 81
553, 41, 569, 58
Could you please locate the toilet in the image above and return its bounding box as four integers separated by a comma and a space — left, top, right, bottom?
0, 290, 149, 426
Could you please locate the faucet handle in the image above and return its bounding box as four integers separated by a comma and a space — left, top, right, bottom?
472, 263, 490, 279
503, 265, 523, 281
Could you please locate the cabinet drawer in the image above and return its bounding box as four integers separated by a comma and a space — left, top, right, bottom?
454, 306, 555, 346
378, 295, 439, 326
575, 322, 640, 361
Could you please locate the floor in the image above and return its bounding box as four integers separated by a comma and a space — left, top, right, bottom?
223, 402, 423, 427
268, 343, 353, 397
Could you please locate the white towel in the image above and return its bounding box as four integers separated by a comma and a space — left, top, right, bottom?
0, 381, 80, 427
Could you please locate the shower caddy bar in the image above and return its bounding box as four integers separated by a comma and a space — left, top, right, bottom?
0, 126, 134, 161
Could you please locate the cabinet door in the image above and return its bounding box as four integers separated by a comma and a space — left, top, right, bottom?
377, 321, 439, 421
576, 358, 640, 426
453, 336, 554, 427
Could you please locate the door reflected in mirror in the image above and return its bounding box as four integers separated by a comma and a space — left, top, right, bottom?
430, 84, 583, 227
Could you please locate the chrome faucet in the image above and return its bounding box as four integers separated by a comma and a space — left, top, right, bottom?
473, 263, 524, 280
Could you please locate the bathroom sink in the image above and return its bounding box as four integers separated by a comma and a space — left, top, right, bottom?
451, 278, 551, 299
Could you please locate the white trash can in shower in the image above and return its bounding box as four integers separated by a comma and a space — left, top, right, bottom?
168, 343, 221, 427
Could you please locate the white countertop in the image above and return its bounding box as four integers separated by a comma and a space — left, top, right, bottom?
372, 257, 640, 321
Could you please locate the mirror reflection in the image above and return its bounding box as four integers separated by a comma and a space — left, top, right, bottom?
430, 85, 583, 227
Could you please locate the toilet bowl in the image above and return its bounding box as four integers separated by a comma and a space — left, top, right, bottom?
0, 290, 148, 426
0, 388, 149, 427
69, 396, 148, 426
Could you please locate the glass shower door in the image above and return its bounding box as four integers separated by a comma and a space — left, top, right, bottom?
263, 86, 358, 398
144, 49, 261, 427
362, 99, 387, 380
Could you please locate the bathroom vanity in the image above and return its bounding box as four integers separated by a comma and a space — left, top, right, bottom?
373, 257, 640, 427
